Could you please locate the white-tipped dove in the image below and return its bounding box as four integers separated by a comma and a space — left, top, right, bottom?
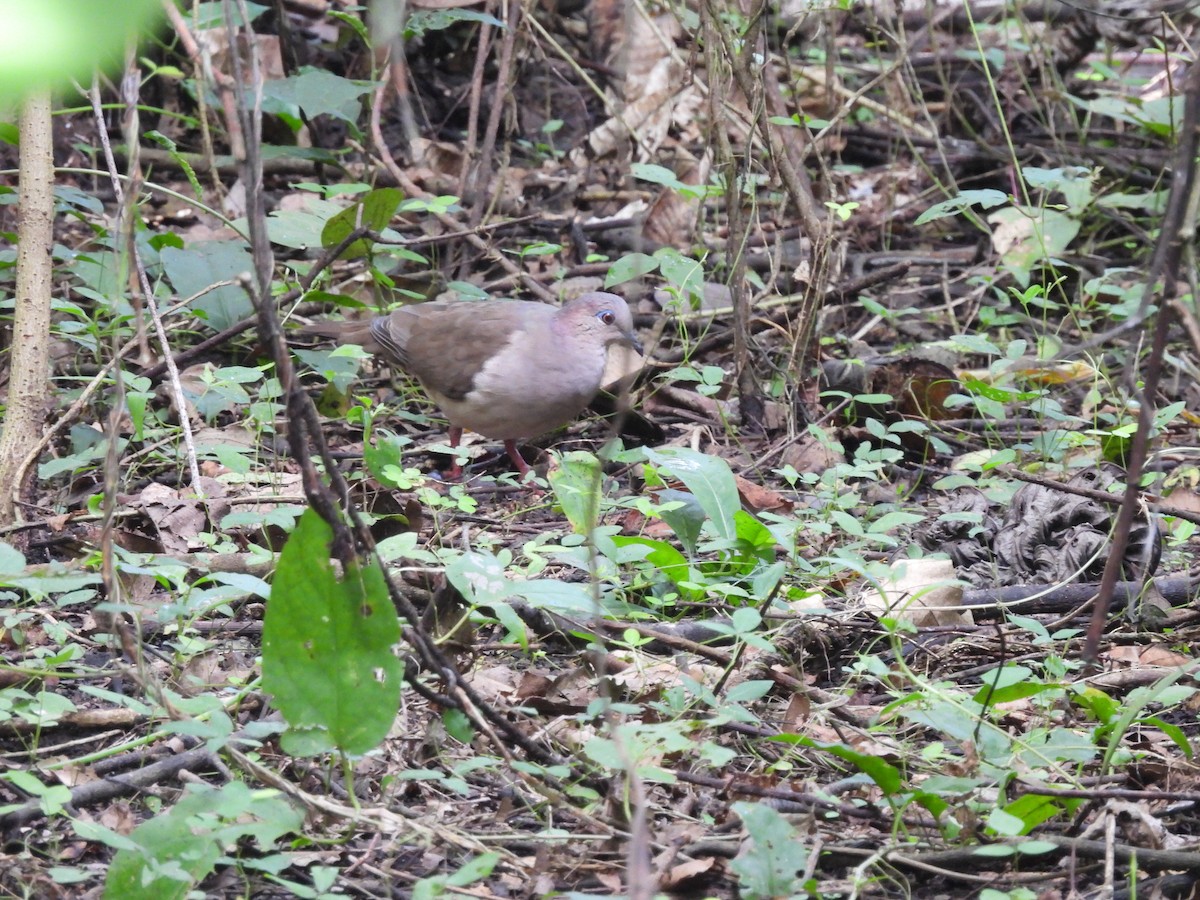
305, 292, 643, 477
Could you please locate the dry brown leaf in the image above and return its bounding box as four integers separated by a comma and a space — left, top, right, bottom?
661, 856, 718, 890
96, 801, 138, 835
781, 691, 811, 731
779, 432, 844, 479
1105, 644, 1193, 668
619, 507, 676, 540
734, 473, 793, 515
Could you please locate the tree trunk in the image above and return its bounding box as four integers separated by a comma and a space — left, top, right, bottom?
0, 89, 54, 528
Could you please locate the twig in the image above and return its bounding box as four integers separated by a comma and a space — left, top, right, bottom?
84, 72, 204, 495
1085, 53, 1200, 662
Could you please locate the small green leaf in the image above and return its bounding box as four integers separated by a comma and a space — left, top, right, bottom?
549, 451, 604, 533
916, 189, 1008, 225
321, 187, 403, 259
605, 252, 658, 287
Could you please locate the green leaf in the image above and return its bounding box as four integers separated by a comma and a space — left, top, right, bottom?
973, 843, 1018, 857
145, 130, 201, 199
0, 541, 26, 575
729, 802, 808, 899
512, 579, 599, 617
609, 535, 694, 591
262, 510, 403, 756
775, 736, 903, 794
988, 206, 1081, 288
160, 241, 255, 330
405, 7, 505, 38
987, 807, 1028, 837
605, 252, 658, 288
644, 447, 741, 543
654, 488, 705, 556
999, 792, 1070, 834
321, 188, 403, 259
363, 434, 407, 488
443, 708, 474, 744
1144, 716, 1193, 758
655, 249, 706, 302
261, 68, 375, 123
192, 2, 267, 28
102, 783, 302, 900
631, 163, 687, 190
549, 451, 604, 533
266, 198, 344, 250
916, 189, 1008, 225
733, 510, 776, 566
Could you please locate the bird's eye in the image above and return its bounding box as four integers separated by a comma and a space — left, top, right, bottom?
597, 310, 616, 326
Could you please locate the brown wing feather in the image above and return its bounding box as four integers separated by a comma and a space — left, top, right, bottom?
373, 301, 551, 401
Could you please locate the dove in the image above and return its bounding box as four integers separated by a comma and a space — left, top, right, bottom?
304, 292, 642, 478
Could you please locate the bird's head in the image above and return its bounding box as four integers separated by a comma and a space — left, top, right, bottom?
563, 292, 643, 354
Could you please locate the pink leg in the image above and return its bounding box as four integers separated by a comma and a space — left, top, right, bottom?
445, 427, 464, 481
503, 440, 531, 478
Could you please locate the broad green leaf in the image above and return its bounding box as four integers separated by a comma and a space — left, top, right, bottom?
263, 510, 403, 756
987, 206, 1080, 288
445, 551, 511, 606
987, 807, 1028, 837
999, 792, 1071, 834
655, 487, 705, 556
266, 198, 344, 250
511, 579, 598, 616
729, 802, 808, 899
261, 68, 375, 123
644, 447, 741, 543
160, 241, 255, 330
733, 510, 776, 565
609, 535, 694, 590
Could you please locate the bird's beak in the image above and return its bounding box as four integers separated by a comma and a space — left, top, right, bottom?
623, 331, 644, 355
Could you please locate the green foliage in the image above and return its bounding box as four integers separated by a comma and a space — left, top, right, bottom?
320, 188, 403, 259
78, 781, 302, 900
262, 510, 403, 757
729, 802, 810, 899
261, 68, 375, 134
404, 7, 505, 39
412, 852, 501, 899
605, 246, 705, 303
548, 450, 604, 535
160, 241, 255, 330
